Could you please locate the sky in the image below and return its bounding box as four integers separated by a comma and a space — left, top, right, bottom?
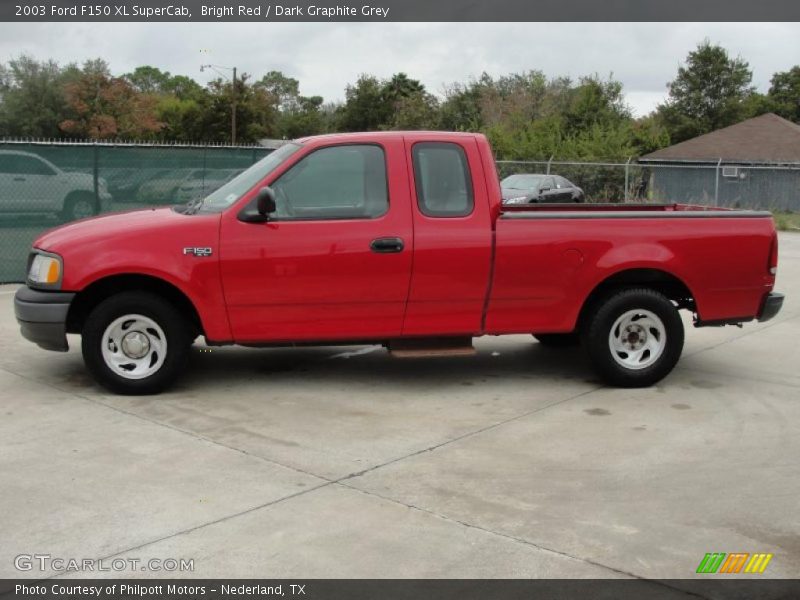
1, 22, 799, 116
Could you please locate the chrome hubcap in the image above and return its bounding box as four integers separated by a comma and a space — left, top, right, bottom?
609, 309, 666, 370
101, 315, 167, 380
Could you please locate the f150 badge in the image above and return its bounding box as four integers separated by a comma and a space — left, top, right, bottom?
183, 247, 213, 257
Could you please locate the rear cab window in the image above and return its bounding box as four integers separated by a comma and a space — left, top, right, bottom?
411, 142, 474, 217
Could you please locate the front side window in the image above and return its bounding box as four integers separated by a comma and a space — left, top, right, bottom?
198, 142, 302, 213
412, 142, 474, 217
271, 144, 388, 220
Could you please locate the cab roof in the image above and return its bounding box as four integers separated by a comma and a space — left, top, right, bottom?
296, 131, 484, 144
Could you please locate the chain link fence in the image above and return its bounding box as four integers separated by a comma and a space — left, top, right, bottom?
0, 140, 273, 282
2, 144, 798, 283
497, 159, 800, 209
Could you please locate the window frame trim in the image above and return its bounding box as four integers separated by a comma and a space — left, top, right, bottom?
268, 141, 391, 222
410, 141, 475, 219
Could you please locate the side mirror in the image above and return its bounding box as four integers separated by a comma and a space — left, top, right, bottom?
257, 186, 277, 216
539, 186, 551, 192
238, 186, 277, 223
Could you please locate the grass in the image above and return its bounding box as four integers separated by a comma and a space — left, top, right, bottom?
773, 212, 800, 232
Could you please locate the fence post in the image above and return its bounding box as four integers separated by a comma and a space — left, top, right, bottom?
624, 156, 632, 203
202, 145, 207, 192
93, 141, 99, 212
714, 158, 722, 206
546, 155, 554, 175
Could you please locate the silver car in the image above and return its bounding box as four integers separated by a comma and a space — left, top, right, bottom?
0, 150, 112, 220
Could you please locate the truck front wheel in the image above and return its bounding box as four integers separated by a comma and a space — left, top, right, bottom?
81, 292, 192, 395
583, 288, 684, 388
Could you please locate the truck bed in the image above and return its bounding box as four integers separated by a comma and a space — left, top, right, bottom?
488, 202, 777, 335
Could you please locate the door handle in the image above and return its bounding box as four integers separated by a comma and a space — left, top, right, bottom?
370, 237, 404, 253
13, 177, 26, 182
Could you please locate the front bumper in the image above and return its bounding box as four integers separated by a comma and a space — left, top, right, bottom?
758, 292, 784, 323
14, 287, 76, 352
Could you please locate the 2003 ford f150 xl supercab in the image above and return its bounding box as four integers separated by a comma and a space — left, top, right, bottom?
14, 132, 784, 394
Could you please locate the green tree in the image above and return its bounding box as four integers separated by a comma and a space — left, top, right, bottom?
279, 95, 326, 138
337, 73, 430, 131
165, 75, 204, 101
124, 66, 173, 94
255, 71, 327, 138
154, 95, 205, 141
0, 56, 78, 137
256, 71, 300, 111
563, 76, 630, 134
126, 69, 208, 141
629, 114, 671, 156
125, 67, 204, 104
439, 81, 484, 131
389, 91, 440, 129
198, 74, 278, 143
768, 66, 800, 123
59, 59, 163, 138
475, 71, 549, 127
337, 74, 390, 131
657, 40, 756, 142
382, 73, 424, 105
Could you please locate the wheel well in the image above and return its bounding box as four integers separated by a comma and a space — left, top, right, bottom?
576, 269, 695, 331
66, 274, 203, 336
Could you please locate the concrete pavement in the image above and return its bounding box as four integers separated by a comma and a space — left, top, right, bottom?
1, 233, 798, 584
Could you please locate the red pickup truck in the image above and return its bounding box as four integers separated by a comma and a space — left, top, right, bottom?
14, 132, 783, 394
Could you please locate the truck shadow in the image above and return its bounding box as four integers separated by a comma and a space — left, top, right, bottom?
178, 340, 599, 391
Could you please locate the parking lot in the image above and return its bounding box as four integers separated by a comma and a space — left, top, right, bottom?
1, 233, 798, 586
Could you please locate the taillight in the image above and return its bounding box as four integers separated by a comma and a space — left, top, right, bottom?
768, 232, 778, 275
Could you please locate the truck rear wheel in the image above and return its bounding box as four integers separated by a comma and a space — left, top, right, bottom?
583, 288, 684, 387
81, 291, 191, 395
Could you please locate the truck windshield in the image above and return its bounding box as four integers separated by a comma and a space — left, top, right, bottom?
195, 142, 302, 213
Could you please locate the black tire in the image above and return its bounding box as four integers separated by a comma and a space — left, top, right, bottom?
62, 193, 97, 222
582, 288, 684, 388
81, 291, 192, 395
534, 333, 580, 347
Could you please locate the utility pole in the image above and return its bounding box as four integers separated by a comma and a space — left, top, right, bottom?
201, 64, 239, 145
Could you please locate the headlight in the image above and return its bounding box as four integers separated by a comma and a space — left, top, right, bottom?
503, 196, 529, 205
28, 252, 63, 288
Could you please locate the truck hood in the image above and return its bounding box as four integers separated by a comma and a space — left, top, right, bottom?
34, 207, 196, 253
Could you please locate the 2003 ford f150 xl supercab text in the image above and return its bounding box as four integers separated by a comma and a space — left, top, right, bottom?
14, 132, 784, 394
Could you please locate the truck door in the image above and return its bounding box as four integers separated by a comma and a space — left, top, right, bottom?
402, 138, 493, 336
219, 139, 413, 342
